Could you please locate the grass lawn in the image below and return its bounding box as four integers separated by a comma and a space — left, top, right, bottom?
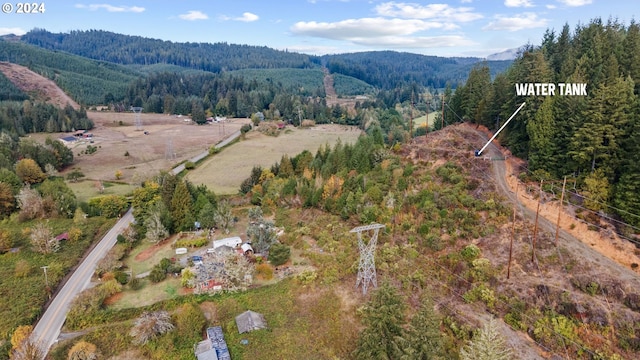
125, 238, 178, 276
185, 125, 362, 194
67, 179, 138, 203
109, 277, 183, 310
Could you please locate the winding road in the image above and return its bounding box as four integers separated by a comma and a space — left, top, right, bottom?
477, 130, 640, 287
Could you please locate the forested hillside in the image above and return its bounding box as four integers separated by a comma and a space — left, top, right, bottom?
450, 18, 640, 227
323, 51, 512, 90
0, 40, 140, 104
21, 29, 317, 71
19, 29, 510, 92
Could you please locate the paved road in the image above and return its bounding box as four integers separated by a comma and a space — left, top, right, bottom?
31, 209, 134, 357
29, 129, 243, 357
170, 130, 241, 175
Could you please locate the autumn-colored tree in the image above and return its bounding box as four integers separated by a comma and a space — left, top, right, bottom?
67, 340, 99, 360
10, 325, 33, 352
0, 182, 15, 216
114, 169, 123, 180
0, 229, 13, 253
15, 158, 46, 184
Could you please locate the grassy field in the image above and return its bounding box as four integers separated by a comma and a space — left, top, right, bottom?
413, 111, 439, 128
66, 180, 138, 203
109, 277, 183, 310
185, 125, 362, 194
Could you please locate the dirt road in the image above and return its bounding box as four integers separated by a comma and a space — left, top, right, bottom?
478, 131, 640, 287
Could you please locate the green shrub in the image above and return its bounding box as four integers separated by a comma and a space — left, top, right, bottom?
184, 161, 195, 170
174, 237, 208, 248
460, 244, 481, 262
149, 267, 167, 283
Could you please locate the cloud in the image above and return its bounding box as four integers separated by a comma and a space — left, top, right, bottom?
220, 12, 260, 22
546, 4, 557, 9
483, 12, 548, 31
291, 18, 455, 39
236, 12, 259, 22
179, 10, 208, 21
504, 0, 534, 7
557, 0, 592, 6
75, 4, 145, 13
0, 27, 27, 36
374, 2, 483, 22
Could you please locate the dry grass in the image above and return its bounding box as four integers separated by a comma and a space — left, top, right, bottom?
110, 277, 183, 310
185, 124, 362, 194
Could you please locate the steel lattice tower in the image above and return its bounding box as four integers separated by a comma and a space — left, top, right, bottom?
165, 138, 176, 160
351, 223, 385, 295
131, 106, 143, 130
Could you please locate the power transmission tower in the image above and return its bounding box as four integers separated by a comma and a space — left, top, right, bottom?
165, 138, 176, 160
351, 223, 385, 295
131, 106, 143, 131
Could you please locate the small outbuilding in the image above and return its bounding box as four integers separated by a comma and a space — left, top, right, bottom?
235, 310, 267, 334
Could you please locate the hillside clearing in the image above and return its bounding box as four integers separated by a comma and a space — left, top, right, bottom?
185, 124, 362, 194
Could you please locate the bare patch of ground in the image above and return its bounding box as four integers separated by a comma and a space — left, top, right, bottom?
36, 112, 249, 183
0, 61, 79, 109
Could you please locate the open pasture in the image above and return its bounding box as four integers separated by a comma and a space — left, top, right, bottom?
185, 124, 363, 194
34, 111, 250, 183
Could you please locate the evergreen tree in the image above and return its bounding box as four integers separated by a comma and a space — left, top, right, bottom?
526, 97, 557, 173
399, 296, 446, 360
353, 282, 406, 360
459, 318, 513, 360
171, 180, 194, 231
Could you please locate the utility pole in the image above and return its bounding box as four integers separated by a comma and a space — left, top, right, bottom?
409, 92, 414, 139
532, 179, 543, 263
508, 182, 518, 279
554, 176, 567, 247
41, 265, 49, 288
441, 94, 445, 130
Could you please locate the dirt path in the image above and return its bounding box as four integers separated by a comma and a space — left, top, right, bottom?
475, 127, 640, 287
322, 67, 337, 106
0, 61, 80, 109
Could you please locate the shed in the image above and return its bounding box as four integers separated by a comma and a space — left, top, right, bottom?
235, 310, 267, 334
55, 232, 69, 241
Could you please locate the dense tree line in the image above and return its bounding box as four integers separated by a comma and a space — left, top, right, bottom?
323, 51, 511, 90
22, 29, 317, 72
0, 72, 27, 101
450, 18, 640, 226
0, 101, 93, 136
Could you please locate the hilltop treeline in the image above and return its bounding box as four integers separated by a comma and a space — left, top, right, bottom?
323, 51, 512, 90
22, 29, 317, 71
450, 18, 640, 226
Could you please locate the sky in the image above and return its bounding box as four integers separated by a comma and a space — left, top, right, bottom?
0, 0, 637, 58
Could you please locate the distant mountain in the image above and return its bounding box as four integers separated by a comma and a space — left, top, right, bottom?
485, 46, 527, 61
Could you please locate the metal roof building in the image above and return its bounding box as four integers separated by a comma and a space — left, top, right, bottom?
235, 310, 267, 334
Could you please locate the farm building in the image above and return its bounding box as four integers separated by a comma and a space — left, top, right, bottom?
58, 136, 77, 146
235, 310, 267, 334
194, 326, 230, 360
